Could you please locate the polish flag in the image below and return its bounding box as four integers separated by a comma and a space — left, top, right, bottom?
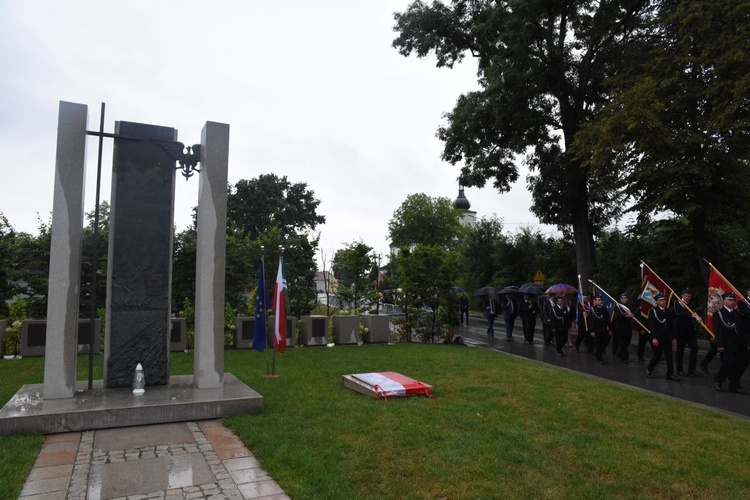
272, 255, 288, 354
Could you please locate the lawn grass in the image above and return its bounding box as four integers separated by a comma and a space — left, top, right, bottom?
2, 344, 750, 499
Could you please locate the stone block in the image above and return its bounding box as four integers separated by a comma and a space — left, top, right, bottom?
333, 315, 360, 345
360, 314, 391, 343
170, 318, 187, 352
300, 315, 328, 346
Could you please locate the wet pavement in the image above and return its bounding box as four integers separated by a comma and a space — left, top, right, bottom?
459, 316, 750, 420
19, 420, 288, 499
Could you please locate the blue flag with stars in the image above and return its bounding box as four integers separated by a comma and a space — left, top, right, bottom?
593, 284, 616, 322
252, 260, 267, 352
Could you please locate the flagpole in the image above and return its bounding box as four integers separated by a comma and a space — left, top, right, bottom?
641, 261, 713, 337
260, 245, 271, 375
703, 258, 750, 307
577, 275, 589, 331
588, 279, 650, 333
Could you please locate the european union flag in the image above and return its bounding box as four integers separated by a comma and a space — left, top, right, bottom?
252, 261, 267, 352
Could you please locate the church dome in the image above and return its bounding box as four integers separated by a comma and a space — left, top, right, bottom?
453, 187, 471, 210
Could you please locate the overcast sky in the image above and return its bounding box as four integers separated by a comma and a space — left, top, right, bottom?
0, 0, 555, 267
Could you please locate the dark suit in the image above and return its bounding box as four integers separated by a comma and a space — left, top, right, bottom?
737, 297, 750, 378
520, 299, 539, 343
674, 299, 699, 374
647, 306, 675, 376
501, 296, 517, 340
550, 303, 569, 354
483, 297, 499, 336
612, 303, 633, 362
459, 295, 469, 326
589, 304, 611, 362
541, 298, 554, 344
713, 306, 744, 390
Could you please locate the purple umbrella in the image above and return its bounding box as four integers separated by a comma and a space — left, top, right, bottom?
545, 283, 577, 295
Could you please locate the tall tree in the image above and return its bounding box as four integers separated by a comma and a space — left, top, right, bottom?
573, 0, 750, 273
227, 174, 326, 239
332, 241, 377, 311
388, 193, 465, 249
393, 0, 655, 281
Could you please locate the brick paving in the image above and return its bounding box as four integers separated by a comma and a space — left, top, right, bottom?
19, 420, 289, 500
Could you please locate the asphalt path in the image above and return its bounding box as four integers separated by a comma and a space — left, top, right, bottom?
457, 315, 750, 420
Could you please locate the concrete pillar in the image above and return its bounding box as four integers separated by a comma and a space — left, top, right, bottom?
43, 101, 88, 399
194, 122, 229, 388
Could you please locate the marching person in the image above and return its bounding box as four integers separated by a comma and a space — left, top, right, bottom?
459, 293, 470, 326
563, 295, 575, 347
550, 295, 568, 357
483, 295, 499, 338
712, 292, 747, 393
542, 295, 555, 344
542, 294, 555, 344
674, 288, 704, 377
590, 295, 612, 365
612, 293, 635, 364
646, 293, 680, 381
574, 293, 593, 354
736, 285, 750, 381
500, 294, 517, 341
520, 294, 539, 344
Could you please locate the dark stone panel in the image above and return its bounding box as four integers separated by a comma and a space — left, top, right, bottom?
107, 121, 176, 388
241, 320, 253, 341
27, 323, 46, 347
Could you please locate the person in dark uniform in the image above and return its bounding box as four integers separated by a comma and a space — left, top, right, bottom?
612, 293, 635, 364
520, 294, 539, 344
459, 294, 469, 326
646, 293, 679, 380
590, 296, 612, 364
550, 296, 568, 357
483, 295, 499, 338
542, 295, 555, 344
563, 295, 575, 347
574, 293, 593, 354
736, 286, 750, 381
712, 292, 747, 393
636, 294, 650, 361
500, 294, 517, 341
673, 288, 704, 377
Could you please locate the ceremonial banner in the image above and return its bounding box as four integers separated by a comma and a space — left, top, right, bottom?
705, 263, 746, 333
640, 262, 675, 318
593, 283, 616, 321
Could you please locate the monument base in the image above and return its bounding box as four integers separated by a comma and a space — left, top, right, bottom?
0, 373, 262, 436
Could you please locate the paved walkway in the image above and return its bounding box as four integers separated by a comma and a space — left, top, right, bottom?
19, 420, 288, 500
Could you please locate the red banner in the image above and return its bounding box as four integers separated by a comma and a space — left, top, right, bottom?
640, 262, 675, 318
705, 264, 746, 335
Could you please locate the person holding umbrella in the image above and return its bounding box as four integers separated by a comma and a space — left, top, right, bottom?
550, 296, 569, 356
520, 294, 539, 343
500, 293, 517, 341
483, 295, 499, 337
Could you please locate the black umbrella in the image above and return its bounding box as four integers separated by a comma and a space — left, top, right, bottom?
497, 285, 520, 295
519, 283, 545, 295
475, 286, 498, 296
